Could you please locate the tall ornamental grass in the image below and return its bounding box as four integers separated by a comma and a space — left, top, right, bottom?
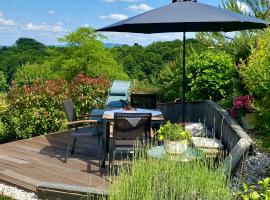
110, 155, 233, 200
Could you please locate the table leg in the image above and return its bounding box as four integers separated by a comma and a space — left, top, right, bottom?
101, 120, 107, 168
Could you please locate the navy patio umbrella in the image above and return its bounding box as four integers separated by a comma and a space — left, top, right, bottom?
97, 0, 268, 123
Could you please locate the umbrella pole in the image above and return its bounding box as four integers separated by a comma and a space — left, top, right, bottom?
182, 31, 186, 124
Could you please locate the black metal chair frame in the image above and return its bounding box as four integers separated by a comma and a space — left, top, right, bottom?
63, 99, 102, 164
109, 112, 152, 169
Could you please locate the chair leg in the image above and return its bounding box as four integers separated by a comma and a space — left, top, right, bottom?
98, 134, 102, 168
65, 134, 74, 162
71, 136, 77, 155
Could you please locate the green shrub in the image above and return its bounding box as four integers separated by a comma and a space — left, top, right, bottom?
187, 50, 235, 102
237, 178, 270, 200
157, 121, 191, 141
69, 73, 110, 114
110, 155, 232, 200
14, 63, 58, 86
239, 28, 270, 132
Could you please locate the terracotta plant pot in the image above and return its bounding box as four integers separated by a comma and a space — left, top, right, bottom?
164, 140, 188, 155
241, 113, 257, 130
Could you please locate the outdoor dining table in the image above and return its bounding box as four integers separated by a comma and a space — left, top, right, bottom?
100, 108, 164, 168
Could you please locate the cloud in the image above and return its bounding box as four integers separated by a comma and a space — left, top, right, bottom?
100, 14, 128, 20
104, 0, 138, 2
128, 3, 153, 12
102, 32, 193, 46
0, 10, 17, 26
48, 10, 55, 15
236, 1, 251, 13
22, 22, 64, 32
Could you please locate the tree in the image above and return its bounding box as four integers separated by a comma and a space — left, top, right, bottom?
0, 38, 47, 83
57, 26, 128, 80
0, 71, 8, 92
222, 0, 270, 21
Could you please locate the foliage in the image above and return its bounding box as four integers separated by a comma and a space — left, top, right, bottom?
239, 28, 270, 131
69, 73, 110, 114
0, 71, 8, 92
157, 58, 182, 102
237, 177, 270, 200
131, 80, 160, 95
157, 121, 191, 142
0, 38, 48, 83
57, 26, 128, 81
110, 153, 232, 200
3, 79, 68, 140
113, 39, 208, 82
14, 63, 58, 86
222, 0, 270, 21
0, 73, 111, 142
231, 95, 255, 118
187, 50, 234, 102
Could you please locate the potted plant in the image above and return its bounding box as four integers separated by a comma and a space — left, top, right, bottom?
230, 95, 256, 130
157, 121, 192, 155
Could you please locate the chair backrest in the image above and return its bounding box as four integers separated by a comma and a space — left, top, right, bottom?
131, 93, 157, 109
113, 113, 152, 141
63, 99, 77, 123
105, 80, 131, 110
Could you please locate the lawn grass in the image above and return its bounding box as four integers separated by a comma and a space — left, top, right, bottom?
110, 152, 233, 200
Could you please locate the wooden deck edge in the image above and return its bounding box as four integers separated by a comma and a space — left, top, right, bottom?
0, 169, 44, 192
37, 182, 109, 200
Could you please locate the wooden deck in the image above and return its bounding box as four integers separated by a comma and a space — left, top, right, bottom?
0, 131, 109, 195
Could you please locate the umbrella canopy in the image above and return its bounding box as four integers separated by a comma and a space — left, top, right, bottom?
97, 0, 268, 123
98, 0, 268, 33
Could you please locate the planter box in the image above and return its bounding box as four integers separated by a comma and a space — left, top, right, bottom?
158, 100, 253, 174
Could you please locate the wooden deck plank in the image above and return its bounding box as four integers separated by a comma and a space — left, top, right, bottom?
0, 147, 107, 187
0, 132, 109, 193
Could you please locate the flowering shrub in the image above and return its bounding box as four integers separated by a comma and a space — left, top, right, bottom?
0, 73, 110, 141
230, 95, 255, 118
4, 79, 69, 139
69, 73, 110, 114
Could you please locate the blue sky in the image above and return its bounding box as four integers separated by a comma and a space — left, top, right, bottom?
0, 0, 221, 46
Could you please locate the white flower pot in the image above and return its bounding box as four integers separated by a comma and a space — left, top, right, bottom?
241, 113, 257, 130
164, 140, 188, 155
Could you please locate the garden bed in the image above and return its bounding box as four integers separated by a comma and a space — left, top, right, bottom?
158, 100, 253, 173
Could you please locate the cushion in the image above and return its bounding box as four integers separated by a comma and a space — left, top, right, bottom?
185, 123, 213, 138
109, 87, 127, 96
191, 137, 224, 149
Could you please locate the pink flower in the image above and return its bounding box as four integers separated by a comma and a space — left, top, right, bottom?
231, 95, 255, 118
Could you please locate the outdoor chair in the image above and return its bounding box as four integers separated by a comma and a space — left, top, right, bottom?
63, 99, 102, 164
131, 93, 157, 109
109, 113, 152, 169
